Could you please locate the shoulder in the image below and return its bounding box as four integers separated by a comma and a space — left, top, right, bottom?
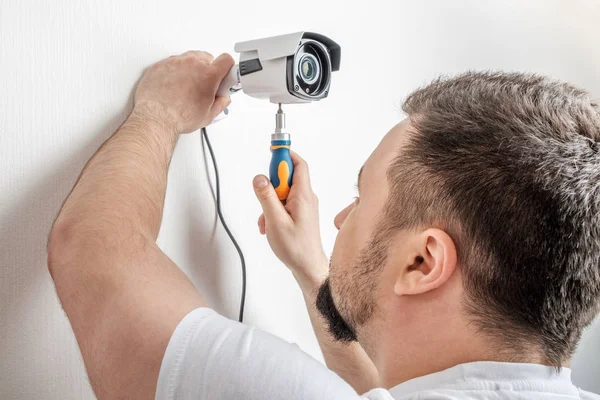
157, 307, 364, 400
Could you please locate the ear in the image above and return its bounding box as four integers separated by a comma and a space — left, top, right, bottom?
393, 229, 457, 296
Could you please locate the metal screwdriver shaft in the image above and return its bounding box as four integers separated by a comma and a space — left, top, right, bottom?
269, 104, 293, 201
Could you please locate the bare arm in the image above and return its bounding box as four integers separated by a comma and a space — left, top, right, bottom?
253, 155, 380, 393
47, 51, 233, 400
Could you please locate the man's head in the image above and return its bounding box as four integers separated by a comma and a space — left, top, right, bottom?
317, 71, 600, 368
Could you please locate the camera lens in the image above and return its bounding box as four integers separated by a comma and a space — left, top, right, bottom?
290, 39, 331, 98
299, 54, 320, 85
301, 58, 315, 80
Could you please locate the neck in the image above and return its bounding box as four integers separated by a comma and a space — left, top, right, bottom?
371, 297, 545, 389
377, 325, 497, 388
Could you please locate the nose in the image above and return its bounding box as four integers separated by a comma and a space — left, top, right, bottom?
334, 202, 355, 230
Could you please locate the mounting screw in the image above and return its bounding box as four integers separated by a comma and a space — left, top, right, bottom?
305, 88, 310, 93
294, 85, 299, 91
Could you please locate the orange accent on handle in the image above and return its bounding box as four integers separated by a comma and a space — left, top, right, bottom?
274, 160, 291, 200
270, 145, 291, 150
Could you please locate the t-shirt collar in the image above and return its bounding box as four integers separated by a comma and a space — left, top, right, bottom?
388, 361, 574, 397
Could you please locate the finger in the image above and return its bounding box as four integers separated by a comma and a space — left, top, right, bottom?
253, 175, 292, 223
210, 53, 236, 81
182, 50, 214, 64
207, 96, 232, 121
258, 214, 266, 235
289, 151, 313, 197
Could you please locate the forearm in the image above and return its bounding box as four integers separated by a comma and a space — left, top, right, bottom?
296, 272, 380, 394
46, 51, 232, 400
54, 105, 177, 241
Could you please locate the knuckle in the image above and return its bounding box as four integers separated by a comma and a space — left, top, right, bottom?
198, 50, 214, 59
257, 188, 275, 201
183, 55, 198, 65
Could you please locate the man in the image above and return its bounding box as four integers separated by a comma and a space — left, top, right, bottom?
47, 50, 600, 400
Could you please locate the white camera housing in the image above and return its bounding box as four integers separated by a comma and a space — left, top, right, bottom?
216, 31, 341, 104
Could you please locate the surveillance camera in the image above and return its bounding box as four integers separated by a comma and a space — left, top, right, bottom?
216, 31, 341, 104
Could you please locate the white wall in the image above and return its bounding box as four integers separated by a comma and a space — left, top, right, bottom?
1, 0, 598, 398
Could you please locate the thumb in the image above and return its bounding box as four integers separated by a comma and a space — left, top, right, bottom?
210, 53, 235, 82
253, 175, 291, 224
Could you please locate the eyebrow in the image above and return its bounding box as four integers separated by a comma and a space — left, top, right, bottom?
358, 165, 364, 191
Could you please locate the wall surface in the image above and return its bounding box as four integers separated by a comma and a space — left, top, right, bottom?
1, 0, 599, 398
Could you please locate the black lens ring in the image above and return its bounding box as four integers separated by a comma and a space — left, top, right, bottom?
295, 41, 331, 97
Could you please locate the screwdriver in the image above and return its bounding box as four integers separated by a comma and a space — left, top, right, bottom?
270, 104, 293, 201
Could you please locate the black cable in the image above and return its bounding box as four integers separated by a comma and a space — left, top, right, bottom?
201, 127, 247, 323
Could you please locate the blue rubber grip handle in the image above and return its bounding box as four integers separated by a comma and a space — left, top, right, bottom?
270, 140, 293, 201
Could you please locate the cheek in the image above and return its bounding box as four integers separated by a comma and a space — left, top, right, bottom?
331, 214, 356, 271
331, 209, 369, 276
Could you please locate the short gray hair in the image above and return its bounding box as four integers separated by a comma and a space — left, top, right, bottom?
386, 71, 600, 366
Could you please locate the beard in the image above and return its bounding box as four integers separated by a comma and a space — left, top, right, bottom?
316, 276, 359, 342
315, 230, 391, 344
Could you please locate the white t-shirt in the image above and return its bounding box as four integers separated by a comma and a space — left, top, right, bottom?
156, 308, 599, 400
